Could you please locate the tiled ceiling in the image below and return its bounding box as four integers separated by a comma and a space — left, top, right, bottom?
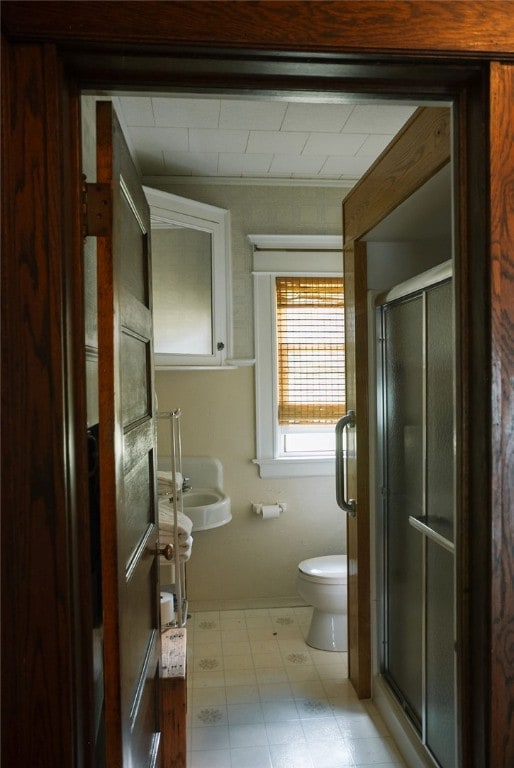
114, 96, 417, 183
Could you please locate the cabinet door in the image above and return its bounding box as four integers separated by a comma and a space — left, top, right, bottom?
144, 187, 232, 368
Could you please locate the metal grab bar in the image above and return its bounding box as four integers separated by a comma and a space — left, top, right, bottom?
408, 515, 455, 554
335, 410, 357, 517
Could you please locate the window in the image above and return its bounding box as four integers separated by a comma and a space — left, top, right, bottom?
250, 235, 344, 478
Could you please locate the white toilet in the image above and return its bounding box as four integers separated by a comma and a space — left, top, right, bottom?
297, 554, 348, 652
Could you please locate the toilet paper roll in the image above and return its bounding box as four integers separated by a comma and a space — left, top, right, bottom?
160, 592, 175, 626
261, 504, 281, 519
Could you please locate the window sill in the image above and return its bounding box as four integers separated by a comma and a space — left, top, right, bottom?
252, 457, 335, 479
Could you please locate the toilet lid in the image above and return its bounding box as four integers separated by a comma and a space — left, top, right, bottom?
298, 555, 347, 584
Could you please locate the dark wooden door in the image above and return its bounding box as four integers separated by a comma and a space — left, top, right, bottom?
96, 101, 161, 768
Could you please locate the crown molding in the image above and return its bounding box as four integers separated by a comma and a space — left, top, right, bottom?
142, 175, 356, 190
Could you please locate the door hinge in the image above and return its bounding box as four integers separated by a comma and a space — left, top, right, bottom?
81, 176, 112, 238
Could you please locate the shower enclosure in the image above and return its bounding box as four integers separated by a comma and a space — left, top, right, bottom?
376, 262, 455, 768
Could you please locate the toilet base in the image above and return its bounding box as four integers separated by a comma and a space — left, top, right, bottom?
306, 609, 347, 652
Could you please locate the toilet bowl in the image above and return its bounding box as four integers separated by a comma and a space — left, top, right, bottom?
297, 554, 347, 652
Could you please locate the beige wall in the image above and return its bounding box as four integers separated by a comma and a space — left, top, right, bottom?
156, 366, 346, 608
154, 182, 349, 608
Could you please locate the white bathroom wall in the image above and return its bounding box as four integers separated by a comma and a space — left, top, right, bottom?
154, 182, 350, 608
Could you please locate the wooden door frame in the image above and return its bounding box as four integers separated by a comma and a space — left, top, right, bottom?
2, 4, 513, 767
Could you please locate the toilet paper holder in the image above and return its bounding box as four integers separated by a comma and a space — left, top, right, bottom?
252, 502, 287, 516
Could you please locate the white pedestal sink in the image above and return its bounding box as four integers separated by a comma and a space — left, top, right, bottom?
157, 456, 232, 532
182, 488, 232, 531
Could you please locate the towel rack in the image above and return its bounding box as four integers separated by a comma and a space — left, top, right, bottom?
157, 408, 188, 627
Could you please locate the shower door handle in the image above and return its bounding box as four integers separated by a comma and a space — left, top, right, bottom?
335, 410, 357, 517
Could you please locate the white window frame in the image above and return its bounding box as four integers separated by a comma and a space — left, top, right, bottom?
250, 234, 343, 479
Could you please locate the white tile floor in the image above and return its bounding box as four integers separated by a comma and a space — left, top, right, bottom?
186, 607, 406, 768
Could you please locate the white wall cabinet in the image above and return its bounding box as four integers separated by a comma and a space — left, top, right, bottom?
144, 188, 233, 369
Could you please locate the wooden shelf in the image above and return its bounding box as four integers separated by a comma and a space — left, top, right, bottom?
161, 628, 187, 768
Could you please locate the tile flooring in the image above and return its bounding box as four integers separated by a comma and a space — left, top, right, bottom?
186, 606, 406, 768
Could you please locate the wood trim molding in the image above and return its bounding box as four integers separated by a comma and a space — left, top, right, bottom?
344, 239, 371, 699
489, 61, 514, 766
1, 8, 512, 765
343, 106, 451, 244
3, 1, 514, 55
1, 39, 92, 767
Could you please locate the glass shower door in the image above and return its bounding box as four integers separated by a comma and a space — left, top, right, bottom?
378, 269, 455, 768
382, 295, 424, 728
424, 280, 455, 767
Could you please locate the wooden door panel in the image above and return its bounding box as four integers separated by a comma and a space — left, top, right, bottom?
122, 458, 154, 567
118, 205, 149, 305
127, 655, 161, 768
121, 290, 153, 336
121, 333, 152, 423
96, 100, 160, 767
342, 240, 371, 699
120, 555, 158, 704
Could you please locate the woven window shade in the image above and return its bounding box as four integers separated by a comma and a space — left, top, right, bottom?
276, 276, 345, 425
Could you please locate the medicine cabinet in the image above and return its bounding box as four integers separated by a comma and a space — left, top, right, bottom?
144, 187, 232, 368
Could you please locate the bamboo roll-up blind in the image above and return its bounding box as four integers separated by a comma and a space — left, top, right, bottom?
276, 276, 345, 425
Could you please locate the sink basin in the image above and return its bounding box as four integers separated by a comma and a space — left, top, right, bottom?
182, 488, 232, 531
184, 491, 221, 507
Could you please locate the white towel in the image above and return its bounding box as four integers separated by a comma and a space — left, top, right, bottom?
158, 520, 192, 540
159, 529, 190, 545
158, 500, 193, 537
159, 533, 193, 551
157, 470, 183, 496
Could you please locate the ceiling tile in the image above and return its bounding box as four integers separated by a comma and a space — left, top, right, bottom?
152, 97, 220, 128
163, 151, 219, 176
302, 132, 367, 156
342, 104, 417, 134
322, 155, 374, 178
281, 102, 354, 132
246, 130, 308, 154
270, 154, 326, 174
218, 153, 273, 176
357, 134, 395, 157
189, 128, 249, 153
219, 99, 287, 130
123, 95, 418, 181
128, 126, 188, 152
118, 96, 155, 127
